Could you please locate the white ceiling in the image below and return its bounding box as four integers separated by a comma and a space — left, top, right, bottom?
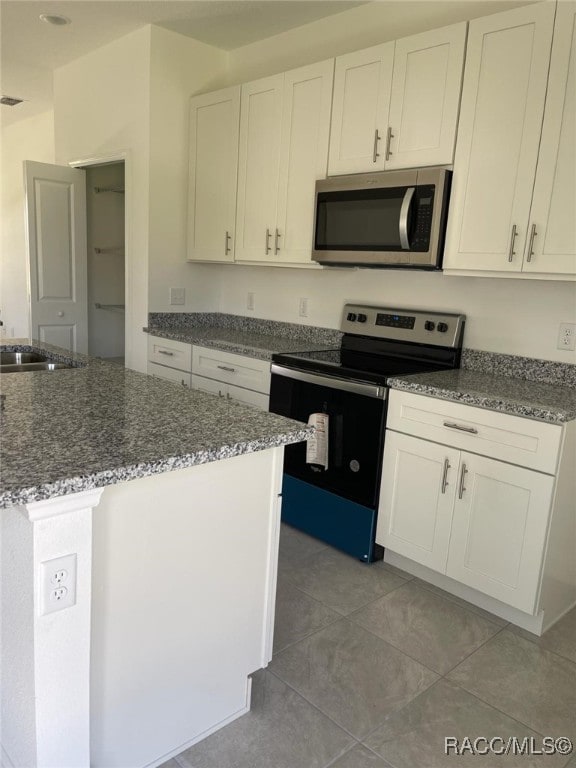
0, 0, 365, 121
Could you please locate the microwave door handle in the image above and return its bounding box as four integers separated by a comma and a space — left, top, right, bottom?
399, 187, 415, 250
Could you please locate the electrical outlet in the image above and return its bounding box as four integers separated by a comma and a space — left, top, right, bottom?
557, 323, 576, 351
40, 554, 77, 615
247, 292, 255, 311
299, 298, 309, 318
169, 287, 185, 306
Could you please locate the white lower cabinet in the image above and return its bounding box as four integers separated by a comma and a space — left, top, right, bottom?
378, 390, 576, 630
190, 346, 271, 410
147, 336, 192, 386
191, 374, 269, 410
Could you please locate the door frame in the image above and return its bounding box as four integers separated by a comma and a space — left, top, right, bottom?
69, 151, 133, 367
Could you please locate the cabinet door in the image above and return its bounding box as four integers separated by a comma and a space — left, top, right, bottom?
227, 383, 269, 410
275, 60, 334, 263
235, 74, 284, 262
524, 2, 576, 277
443, 4, 555, 272
149, 362, 191, 388
191, 373, 226, 398
187, 87, 240, 262
386, 23, 466, 170
446, 453, 554, 614
328, 43, 394, 175
377, 431, 459, 573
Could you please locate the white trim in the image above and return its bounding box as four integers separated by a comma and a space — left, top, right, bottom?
68, 151, 134, 367
19, 488, 104, 522
1, 745, 16, 768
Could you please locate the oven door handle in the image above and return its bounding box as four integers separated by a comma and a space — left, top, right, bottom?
399, 187, 415, 250
271, 364, 387, 399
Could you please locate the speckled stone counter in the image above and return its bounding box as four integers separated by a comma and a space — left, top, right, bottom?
144, 312, 342, 360
0, 340, 312, 509
388, 368, 576, 423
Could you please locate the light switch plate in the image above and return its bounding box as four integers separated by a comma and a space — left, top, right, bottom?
170, 288, 185, 306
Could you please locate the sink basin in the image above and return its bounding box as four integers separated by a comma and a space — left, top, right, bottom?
0, 351, 49, 364
0, 362, 74, 373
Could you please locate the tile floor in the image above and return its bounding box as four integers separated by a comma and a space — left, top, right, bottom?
164, 524, 576, 768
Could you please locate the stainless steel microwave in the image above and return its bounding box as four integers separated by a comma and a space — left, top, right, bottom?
312, 167, 452, 268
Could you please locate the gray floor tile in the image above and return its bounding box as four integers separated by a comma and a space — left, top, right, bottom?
273, 572, 340, 654
413, 577, 509, 627
278, 523, 328, 567
351, 581, 502, 674
282, 547, 407, 615
364, 679, 570, 768
270, 618, 438, 739
447, 630, 576, 742
510, 606, 576, 665
176, 670, 353, 768
328, 744, 394, 768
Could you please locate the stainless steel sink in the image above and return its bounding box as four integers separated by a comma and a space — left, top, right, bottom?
1, 362, 74, 373
0, 351, 49, 364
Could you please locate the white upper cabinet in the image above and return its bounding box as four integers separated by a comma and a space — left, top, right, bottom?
328, 23, 466, 175
523, 1, 576, 276
328, 43, 394, 175
236, 61, 334, 264
187, 86, 241, 262
386, 23, 467, 170
443, 3, 556, 273
235, 75, 284, 262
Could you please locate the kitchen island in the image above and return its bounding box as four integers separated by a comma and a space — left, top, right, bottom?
0, 340, 311, 768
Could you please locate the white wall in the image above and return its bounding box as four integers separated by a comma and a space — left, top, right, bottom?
0, 110, 55, 338
54, 27, 151, 372
148, 27, 228, 314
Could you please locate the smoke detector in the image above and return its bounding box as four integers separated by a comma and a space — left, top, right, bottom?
0, 96, 23, 107
39, 13, 71, 25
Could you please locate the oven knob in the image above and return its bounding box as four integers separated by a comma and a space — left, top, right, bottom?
424, 320, 435, 331
347, 312, 357, 322
357, 313, 367, 323
437, 322, 449, 333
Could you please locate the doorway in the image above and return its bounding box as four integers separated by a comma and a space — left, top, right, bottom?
85, 162, 125, 364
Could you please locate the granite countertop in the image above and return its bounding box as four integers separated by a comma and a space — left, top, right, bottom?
388, 368, 576, 424
0, 340, 312, 509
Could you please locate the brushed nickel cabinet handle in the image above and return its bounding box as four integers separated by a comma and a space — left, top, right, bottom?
274, 228, 281, 255
443, 421, 478, 434
372, 129, 380, 163
225, 230, 232, 255
458, 463, 468, 500
441, 458, 451, 494
508, 224, 518, 262
265, 228, 271, 255
158, 350, 175, 356
385, 126, 394, 161
526, 223, 537, 262
217, 365, 236, 373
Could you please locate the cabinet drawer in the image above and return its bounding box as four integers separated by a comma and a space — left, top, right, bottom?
192, 346, 271, 394
387, 391, 562, 474
148, 362, 191, 388
148, 336, 192, 372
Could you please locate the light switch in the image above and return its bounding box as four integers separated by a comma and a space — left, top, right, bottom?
170, 288, 185, 306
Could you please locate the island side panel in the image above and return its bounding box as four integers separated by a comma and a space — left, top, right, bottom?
90, 446, 284, 768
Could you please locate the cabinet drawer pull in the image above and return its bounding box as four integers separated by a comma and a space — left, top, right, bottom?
265, 228, 271, 255
372, 129, 380, 163
443, 421, 478, 434
441, 458, 451, 494
385, 126, 394, 160
508, 224, 518, 262
526, 223, 537, 262
274, 228, 281, 255
458, 463, 468, 499
225, 230, 232, 255
217, 365, 236, 373
158, 350, 175, 356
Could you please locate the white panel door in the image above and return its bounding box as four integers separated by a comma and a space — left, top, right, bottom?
187, 86, 240, 262
524, 2, 576, 276
235, 74, 284, 262
377, 431, 459, 573
443, 3, 555, 272
386, 23, 467, 169
328, 42, 394, 175
275, 59, 334, 263
25, 161, 88, 352
446, 453, 554, 613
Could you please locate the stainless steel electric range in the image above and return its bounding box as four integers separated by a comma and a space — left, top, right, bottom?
269, 304, 465, 562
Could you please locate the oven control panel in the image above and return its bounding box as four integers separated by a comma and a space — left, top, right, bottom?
342, 304, 465, 347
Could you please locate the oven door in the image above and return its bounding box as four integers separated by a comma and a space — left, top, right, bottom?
269, 365, 387, 561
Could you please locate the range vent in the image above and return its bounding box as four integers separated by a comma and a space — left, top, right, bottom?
1, 96, 23, 107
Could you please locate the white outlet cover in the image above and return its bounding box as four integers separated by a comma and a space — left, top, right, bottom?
40, 554, 77, 615
170, 287, 185, 306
